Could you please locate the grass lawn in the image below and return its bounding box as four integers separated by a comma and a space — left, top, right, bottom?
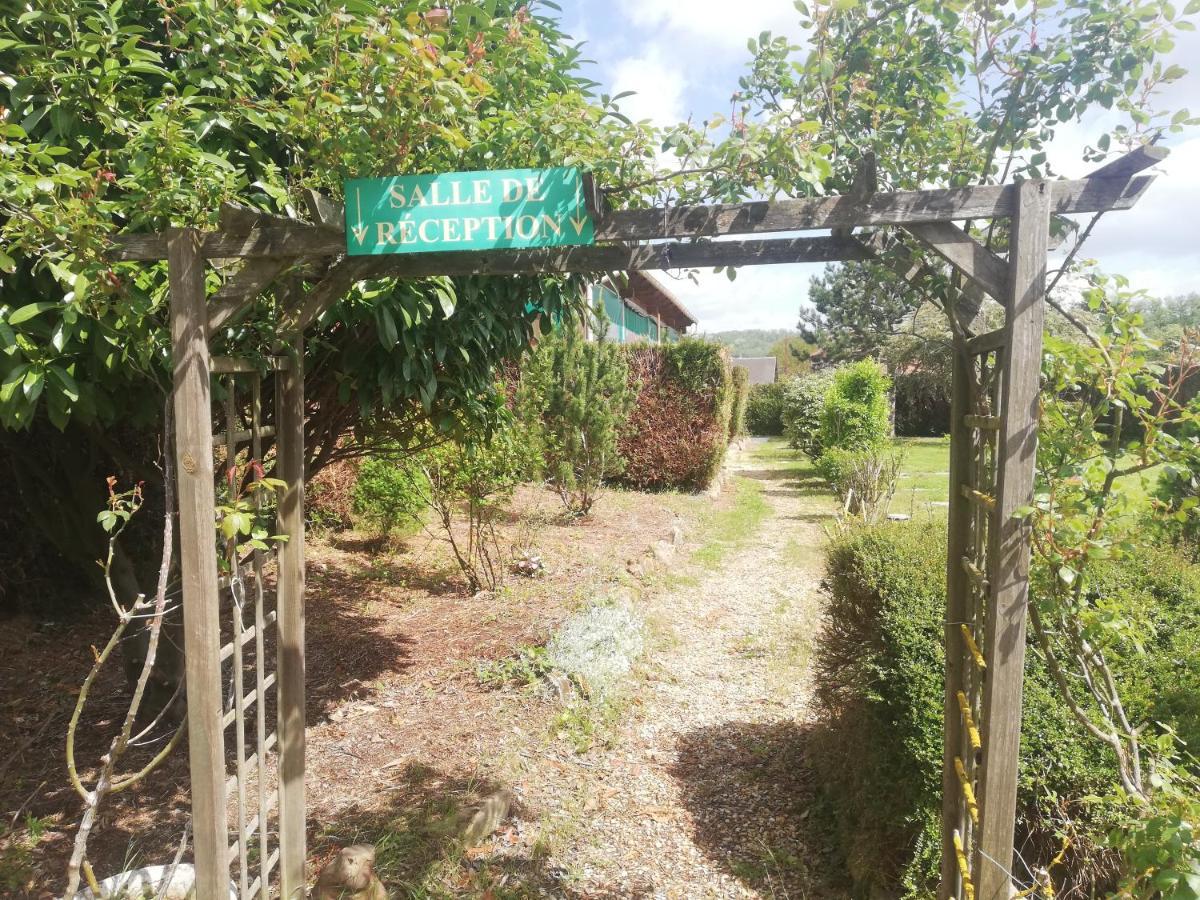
892, 436, 952, 517
888, 434, 1166, 517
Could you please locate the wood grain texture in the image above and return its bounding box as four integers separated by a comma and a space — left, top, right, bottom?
974, 179, 1050, 900
303, 189, 345, 229
906, 222, 1009, 302
167, 227, 229, 900
208, 258, 292, 332
275, 292, 308, 899
219, 201, 299, 234
1087, 143, 1168, 179
594, 175, 1156, 241
108, 174, 1159, 261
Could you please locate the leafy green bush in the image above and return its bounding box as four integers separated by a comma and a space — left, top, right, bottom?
616, 339, 734, 490
818, 358, 892, 453
812, 522, 1200, 897
519, 312, 634, 516
745, 382, 785, 436
729, 366, 750, 438
781, 368, 838, 457
351, 455, 425, 535
1154, 453, 1200, 559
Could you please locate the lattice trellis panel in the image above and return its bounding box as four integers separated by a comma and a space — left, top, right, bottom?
216, 362, 283, 897
946, 346, 1005, 900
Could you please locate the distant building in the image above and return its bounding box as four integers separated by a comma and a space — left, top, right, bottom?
732, 357, 778, 385
590, 271, 697, 344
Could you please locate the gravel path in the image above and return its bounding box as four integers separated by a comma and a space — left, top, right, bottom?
531, 442, 846, 898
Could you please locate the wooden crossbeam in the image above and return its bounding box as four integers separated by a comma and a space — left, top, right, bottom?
595, 175, 1156, 241
302, 189, 344, 229
905, 222, 1008, 302
283, 237, 869, 334
109, 171, 1161, 261
208, 258, 293, 332
965, 327, 1007, 356
219, 201, 299, 234
1086, 143, 1168, 179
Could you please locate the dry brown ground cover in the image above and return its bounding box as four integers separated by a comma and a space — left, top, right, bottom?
0, 440, 845, 898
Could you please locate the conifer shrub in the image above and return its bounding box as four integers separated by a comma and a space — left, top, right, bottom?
745, 381, 786, 436
615, 339, 734, 491
729, 365, 750, 438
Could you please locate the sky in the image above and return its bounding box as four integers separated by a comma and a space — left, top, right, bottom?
558, 1, 1200, 334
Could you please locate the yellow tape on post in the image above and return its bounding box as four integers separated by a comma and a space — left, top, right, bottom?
955, 756, 980, 825
956, 690, 983, 751
960, 624, 987, 669
953, 829, 976, 900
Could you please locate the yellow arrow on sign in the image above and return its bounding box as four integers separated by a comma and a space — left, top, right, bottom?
570, 214, 588, 236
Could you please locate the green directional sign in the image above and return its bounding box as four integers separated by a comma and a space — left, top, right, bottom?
344, 167, 596, 256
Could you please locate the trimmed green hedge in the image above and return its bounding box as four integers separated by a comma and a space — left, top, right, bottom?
745, 381, 785, 435
813, 523, 1200, 896
615, 339, 733, 491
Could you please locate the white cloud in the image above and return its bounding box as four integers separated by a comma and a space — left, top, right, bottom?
1056, 136, 1200, 297
615, 0, 806, 54
609, 51, 686, 126
660, 263, 821, 332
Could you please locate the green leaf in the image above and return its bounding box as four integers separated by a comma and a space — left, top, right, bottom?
48, 365, 79, 402
7, 302, 58, 325
377, 306, 398, 350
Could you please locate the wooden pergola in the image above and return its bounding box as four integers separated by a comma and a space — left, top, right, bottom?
112, 145, 1166, 900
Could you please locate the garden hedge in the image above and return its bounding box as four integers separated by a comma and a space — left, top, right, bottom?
745, 381, 785, 435
615, 340, 734, 491
729, 365, 750, 439
813, 522, 1200, 897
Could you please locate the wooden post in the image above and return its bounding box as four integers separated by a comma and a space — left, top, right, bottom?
974, 179, 1049, 899
275, 315, 307, 898
168, 227, 229, 899
939, 346, 974, 899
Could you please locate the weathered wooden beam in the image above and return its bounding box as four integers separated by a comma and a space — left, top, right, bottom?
281, 237, 867, 333
973, 178, 1050, 900
274, 289, 307, 900
167, 227, 229, 900
1087, 143, 1169, 180
906, 222, 1009, 302
939, 344, 975, 900
831, 153, 878, 242
363, 236, 867, 276
219, 201, 300, 234
302, 189, 345, 230
284, 257, 381, 334
108, 173, 1161, 261
593, 175, 1158, 241
207, 258, 293, 332
965, 327, 1007, 356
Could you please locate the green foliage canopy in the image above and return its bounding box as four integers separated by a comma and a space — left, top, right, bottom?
0, 0, 656, 447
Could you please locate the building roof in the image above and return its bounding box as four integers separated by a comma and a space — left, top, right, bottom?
626, 271, 697, 332
732, 357, 778, 385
